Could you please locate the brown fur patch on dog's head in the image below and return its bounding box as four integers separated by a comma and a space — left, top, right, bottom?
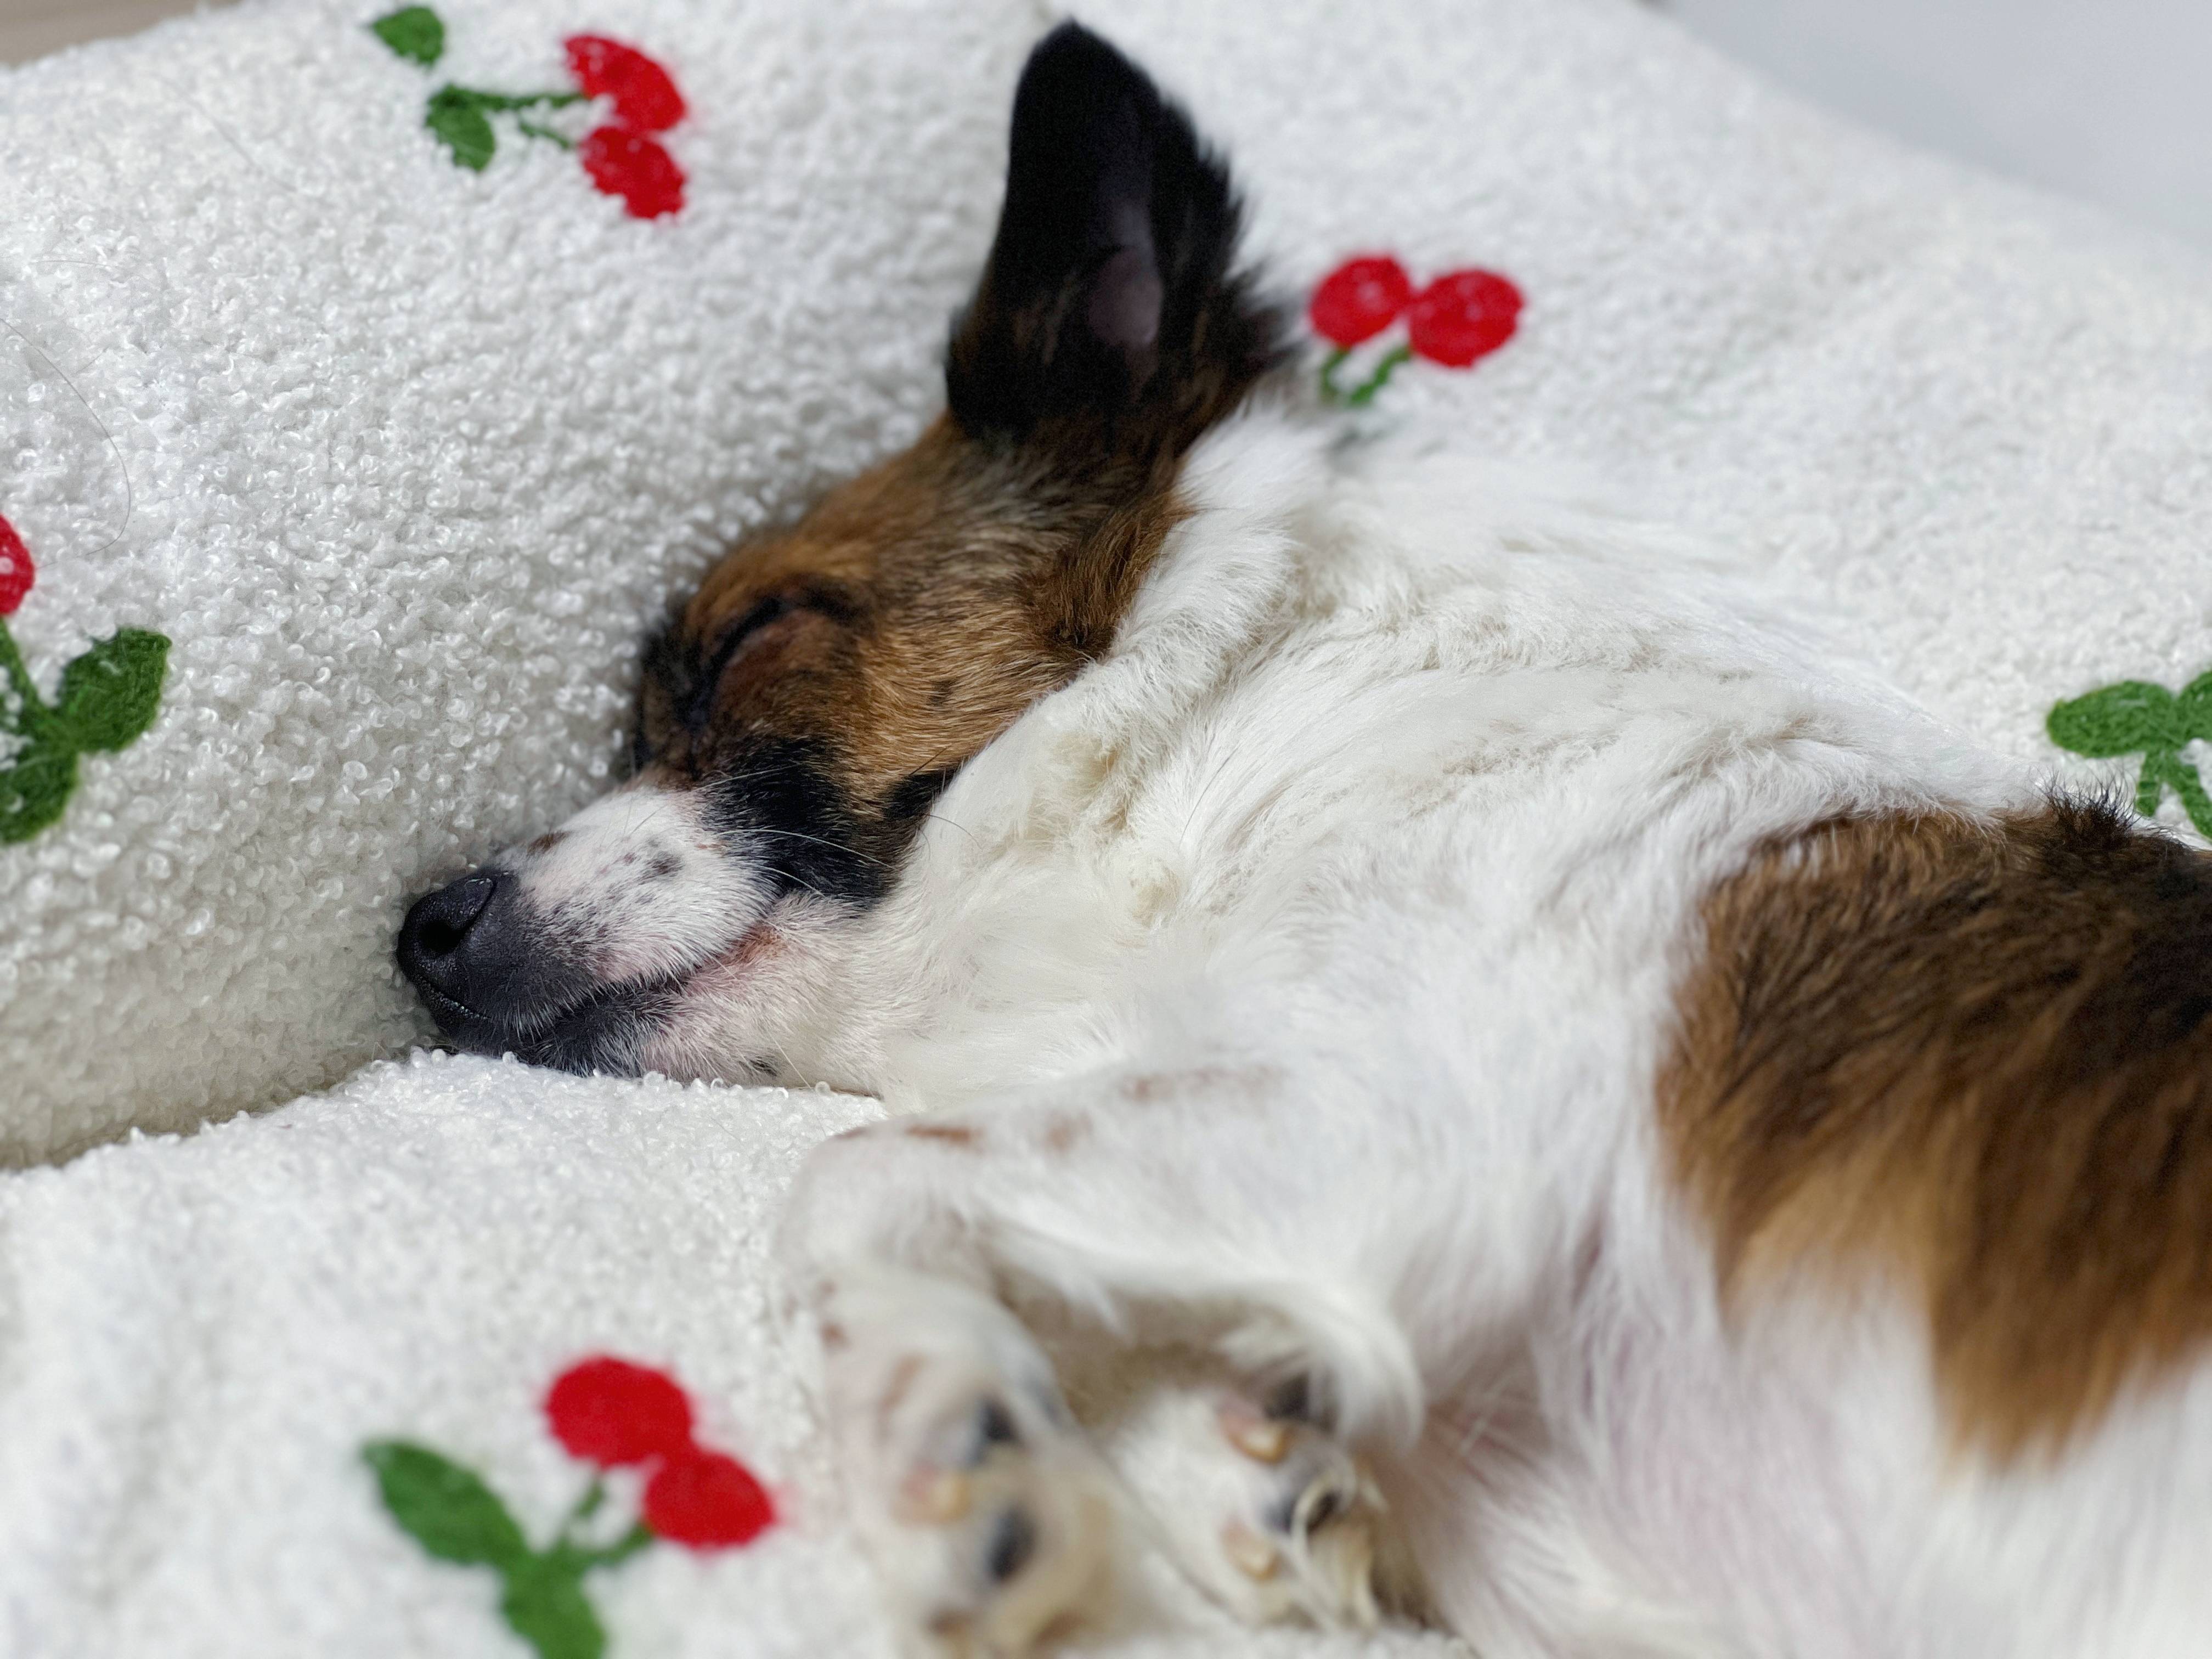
633, 416, 1198, 902
1662, 798, 2212, 1461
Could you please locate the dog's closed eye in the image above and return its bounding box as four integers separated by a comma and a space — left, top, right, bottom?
687, 595, 799, 733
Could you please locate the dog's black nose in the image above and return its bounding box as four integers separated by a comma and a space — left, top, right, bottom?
397, 872, 509, 1013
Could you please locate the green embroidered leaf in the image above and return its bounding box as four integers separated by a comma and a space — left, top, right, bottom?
427, 87, 498, 172
55, 629, 168, 753
372, 6, 445, 67
2176, 668, 2212, 744
500, 1556, 607, 1659
362, 1441, 531, 1570
2046, 680, 2177, 758
0, 737, 77, 846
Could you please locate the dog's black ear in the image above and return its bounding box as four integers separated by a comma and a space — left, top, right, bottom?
947, 24, 1284, 464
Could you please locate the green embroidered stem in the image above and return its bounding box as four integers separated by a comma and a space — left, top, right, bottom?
566, 1478, 606, 1532
2157, 752, 2212, 837
1342, 344, 1412, 408
2136, 754, 2169, 820
452, 90, 584, 113
1317, 346, 1352, 404
548, 1477, 652, 1568
574, 1521, 654, 1571
550, 1476, 610, 1554
427, 86, 584, 171
2, 620, 70, 843
515, 119, 576, 150
1318, 343, 1413, 408
0, 618, 47, 724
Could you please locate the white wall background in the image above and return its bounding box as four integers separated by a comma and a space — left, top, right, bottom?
1670, 0, 2212, 251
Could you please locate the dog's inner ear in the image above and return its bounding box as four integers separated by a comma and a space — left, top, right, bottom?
947, 23, 1282, 464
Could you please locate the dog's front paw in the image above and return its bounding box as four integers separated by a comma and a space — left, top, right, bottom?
821, 1273, 1121, 1656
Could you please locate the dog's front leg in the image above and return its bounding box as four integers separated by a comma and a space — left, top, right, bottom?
780, 1060, 1433, 1654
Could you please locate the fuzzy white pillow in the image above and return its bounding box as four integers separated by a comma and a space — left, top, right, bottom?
0, 0, 1036, 1162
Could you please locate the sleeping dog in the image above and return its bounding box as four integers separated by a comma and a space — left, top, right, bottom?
398, 24, 2212, 1657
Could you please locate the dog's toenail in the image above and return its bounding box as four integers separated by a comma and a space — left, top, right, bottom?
1222, 1519, 1280, 1580
985, 1506, 1037, 1583
1220, 1400, 1290, 1463
898, 1468, 973, 1524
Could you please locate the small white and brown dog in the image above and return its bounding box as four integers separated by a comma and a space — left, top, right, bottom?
399, 24, 2212, 1658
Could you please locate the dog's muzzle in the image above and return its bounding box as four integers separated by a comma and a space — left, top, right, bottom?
396, 870, 670, 1073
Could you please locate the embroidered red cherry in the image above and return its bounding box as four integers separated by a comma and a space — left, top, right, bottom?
0, 514, 32, 616
579, 126, 686, 220
544, 1356, 696, 1466
1308, 256, 1413, 348
563, 36, 686, 134
642, 1447, 776, 1548
1404, 269, 1523, 368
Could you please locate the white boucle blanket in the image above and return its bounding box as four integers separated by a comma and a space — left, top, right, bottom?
0, 1056, 1463, 1659
8, 0, 2212, 1652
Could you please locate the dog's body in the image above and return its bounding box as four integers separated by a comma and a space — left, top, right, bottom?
400, 26, 2212, 1657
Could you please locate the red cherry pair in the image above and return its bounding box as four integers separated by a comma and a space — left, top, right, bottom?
545, 1355, 773, 1547
1308, 254, 1523, 407
565, 37, 688, 221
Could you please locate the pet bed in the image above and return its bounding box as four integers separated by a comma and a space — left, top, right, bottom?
4, 0, 2211, 1652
